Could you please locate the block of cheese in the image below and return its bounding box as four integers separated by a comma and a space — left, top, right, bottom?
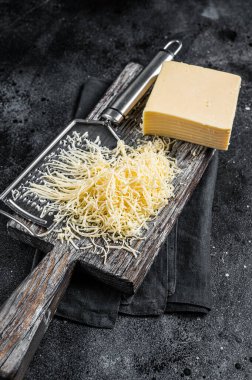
143, 61, 241, 150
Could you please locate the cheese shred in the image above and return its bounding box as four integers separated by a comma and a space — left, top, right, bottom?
29, 135, 179, 262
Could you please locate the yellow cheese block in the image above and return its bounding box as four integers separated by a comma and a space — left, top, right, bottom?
143, 61, 241, 150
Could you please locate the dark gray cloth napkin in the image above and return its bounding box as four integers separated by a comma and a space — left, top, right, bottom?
32, 77, 218, 327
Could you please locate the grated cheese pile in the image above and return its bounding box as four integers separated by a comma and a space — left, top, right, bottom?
29, 135, 179, 261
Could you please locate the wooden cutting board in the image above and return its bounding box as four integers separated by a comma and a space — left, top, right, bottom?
7, 62, 214, 293
0, 62, 214, 380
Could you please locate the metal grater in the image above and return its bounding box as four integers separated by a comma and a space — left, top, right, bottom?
0, 41, 182, 235
0, 120, 119, 229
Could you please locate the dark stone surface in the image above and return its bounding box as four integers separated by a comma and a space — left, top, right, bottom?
0, 0, 251, 379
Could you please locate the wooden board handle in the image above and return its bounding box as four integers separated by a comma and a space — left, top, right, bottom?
0, 249, 76, 380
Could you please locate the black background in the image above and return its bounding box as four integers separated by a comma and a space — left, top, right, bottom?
0, 1, 251, 379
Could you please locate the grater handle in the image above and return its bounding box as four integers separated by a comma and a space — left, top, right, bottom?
0, 248, 77, 380
101, 40, 182, 124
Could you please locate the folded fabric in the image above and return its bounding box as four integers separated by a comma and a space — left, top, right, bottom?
32, 75, 218, 327
166, 150, 218, 314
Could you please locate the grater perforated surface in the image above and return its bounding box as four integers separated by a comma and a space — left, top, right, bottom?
0, 120, 119, 227
0, 91, 148, 229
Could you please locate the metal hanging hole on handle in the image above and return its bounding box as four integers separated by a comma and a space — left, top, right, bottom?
163, 40, 182, 56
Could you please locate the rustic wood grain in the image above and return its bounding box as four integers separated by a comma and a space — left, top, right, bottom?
0, 63, 143, 380
0, 247, 78, 380
1, 61, 214, 379
7, 62, 214, 295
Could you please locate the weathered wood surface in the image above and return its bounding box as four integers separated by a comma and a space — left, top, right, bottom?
0, 63, 143, 380
0, 248, 76, 380
7, 61, 214, 294
1, 61, 214, 379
